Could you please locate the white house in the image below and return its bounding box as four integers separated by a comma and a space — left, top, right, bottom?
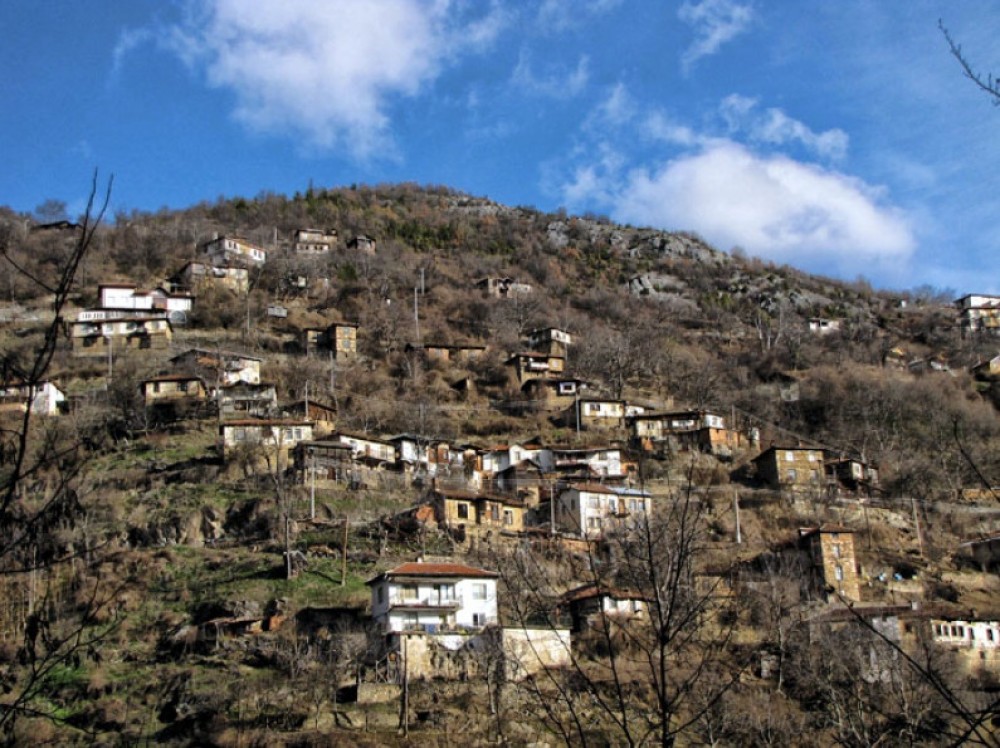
554, 484, 651, 538
367, 561, 499, 634
218, 419, 313, 462
0, 380, 65, 416
201, 235, 268, 266
169, 348, 262, 386
955, 293, 1000, 336
97, 284, 193, 318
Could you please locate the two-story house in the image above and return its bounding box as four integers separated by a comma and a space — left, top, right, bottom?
752, 446, 825, 491
0, 379, 65, 416
367, 561, 499, 634
526, 327, 572, 357
427, 488, 527, 538
475, 276, 532, 299
505, 352, 566, 385
140, 374, 208, 407
169, 261, 249, 295
629, 409, 746, 457
554, 484, 651, 539
218, 419, 313, 463
292, 227, 338, 254
200, 235, 268, 266
70, 317, 172, 356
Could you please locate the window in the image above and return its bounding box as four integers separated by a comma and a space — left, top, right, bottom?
588, 496, 600, 509
785, 451, 794, 462
786, 469, 797, 481
471, 583, 487, 600
489, 504, 500, 521
587, 517, 602, 531
987, 629, 995, 642
401, 585, 418, 600
457, 503, 469, 520
835, 565, 844, 581
833, 544, 842, 559
472, 613, 486, 627
807, 452, 816, 462
503, 510, 513, 526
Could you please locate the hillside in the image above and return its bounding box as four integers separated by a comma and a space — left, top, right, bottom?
1, 183, 998, 745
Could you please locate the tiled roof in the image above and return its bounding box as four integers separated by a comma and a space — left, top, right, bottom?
368, 561, 499, 584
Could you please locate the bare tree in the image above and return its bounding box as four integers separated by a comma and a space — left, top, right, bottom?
492, 472, 749, 746
941, 20, 1000, 105
0, 173, 121, 734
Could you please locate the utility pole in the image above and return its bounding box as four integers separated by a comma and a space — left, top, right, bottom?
413, 286, 421, 344
341, 516, 348, 586
309, 448, 316, 521
734, 489, 742, 544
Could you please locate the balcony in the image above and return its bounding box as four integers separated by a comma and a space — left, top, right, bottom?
388, 594, 462, 611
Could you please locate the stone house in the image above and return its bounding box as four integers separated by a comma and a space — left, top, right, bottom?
505, 352, 566, 384
798, 525, 861, 602
824, 454, 880, 497
347, 234, 376, 255
752, 446, 825, 491
141, 374, 208, 407
561, 583, 649, 633
427, 488, 527, 538
526, 327, 572, 357
405, 342, 486, 364
520, 377, 589, 411
559, 397, 631, 430
169, 261, 249, 295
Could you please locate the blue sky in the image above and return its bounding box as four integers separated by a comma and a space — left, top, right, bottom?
2, 1, 997, 293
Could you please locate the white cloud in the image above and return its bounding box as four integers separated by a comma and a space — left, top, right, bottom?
537, 0, 623, 33
157, 0, 507, 158
512, 51, 590, 99
720, 94, 848, 160
612, 141, 914, 270
678, 0, 754, 73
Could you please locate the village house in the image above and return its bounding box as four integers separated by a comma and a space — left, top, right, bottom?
389, 435, 451, 478
347, 234, 376, 255
368, 560, 499, 635
293, 439, 355, 485
808, 317, 841, 335
972, 354, 1000, 379
629, 409, 747, 457
281, 400, 336, 435
0, 379, 65, 416
957, 533, 1000, 574
955, 293, 1000, 337
752, 446, 825, 491
558, 397, 639, 431
169, 261, 249, 295
200, 234, 268, 266
504, 352, 566, 384
527, 327, 572, 357
331, 431, 397, 469
808, 603, 1000, 676
70, 317, 172, 356
553, 484, 651, 539
140, 374, 208, 407
405, 342, 487, 364
561, 583, 648, 633
302, 322, 360, 359
520, 377, 589, 411
551, 445, 627, 481
218, 419, 313, 463
475, 276, 533, 299
292, 227, 337, 254
824, 454, 880, 497
218, 381, 278, 419
427, 488, 527, 539
798, 525, 862, 602
169, 348, 262, 386
97, 283, 193, 322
